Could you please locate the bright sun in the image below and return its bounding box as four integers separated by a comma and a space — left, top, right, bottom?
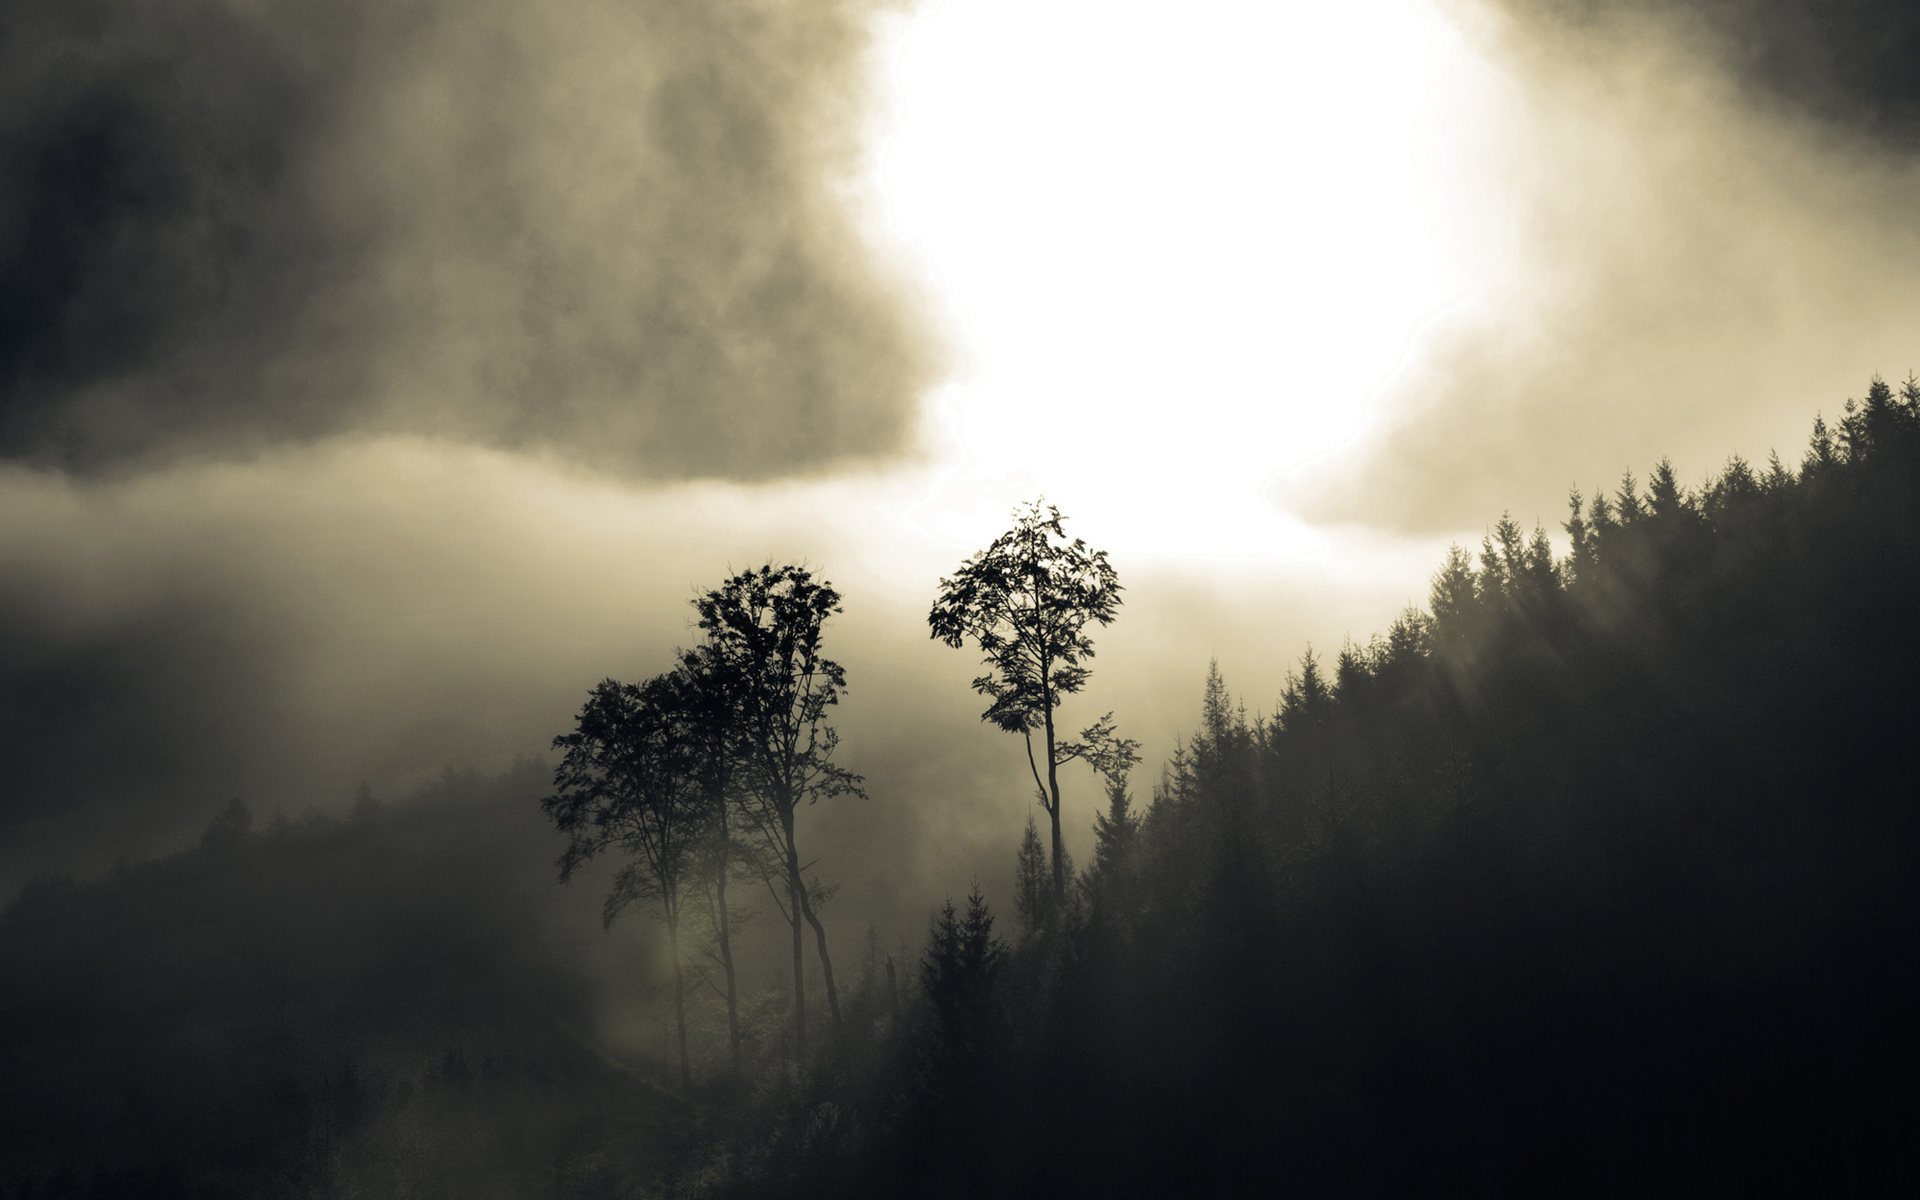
874, 0, 1498, 558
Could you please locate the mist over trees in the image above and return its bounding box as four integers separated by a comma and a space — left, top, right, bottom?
546, 563, 863, 1082
696, 566, 863, 1046
8, 380, 1920, 1195
0, 765, 677, 1199
735, 379, 1920, 1195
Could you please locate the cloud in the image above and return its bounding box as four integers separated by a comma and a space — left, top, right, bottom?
0, 440, 1431, 919
0, 0, 943, 477
1276, 0, 1920, 533
1508, 0, 1920, 145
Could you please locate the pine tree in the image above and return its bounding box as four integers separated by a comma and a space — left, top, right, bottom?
1565, 489, 1597, 585
1762, 451, 1794, 494
1429, 544, 1479, 641
920, 886, 1008, 1073
1085, 772, 1140, 921
1615, 470, 1645, 523
1278, 651, 1330, 739
1804, 415, 1837, 476
1647, 458, 1688, 523
1014, 816, 1050, 941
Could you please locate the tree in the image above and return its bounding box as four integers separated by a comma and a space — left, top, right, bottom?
1013, 816, 1050, 941
929, 501, 1123, 912
666, 647, 749, 1076
199, 798, 253, 852
1083, 726, 1142, 918
919, 886, 1008, 1077
544, 675, 706, 1089
696, 564, 863, 1047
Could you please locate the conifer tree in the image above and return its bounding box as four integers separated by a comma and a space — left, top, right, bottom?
920, 886, 1008, 1074
1014, 816, 1050, 941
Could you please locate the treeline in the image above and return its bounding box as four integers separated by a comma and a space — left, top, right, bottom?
734, 379, 1920, 1196
10, 378, 1920, 1196
0, 765, 687, 1200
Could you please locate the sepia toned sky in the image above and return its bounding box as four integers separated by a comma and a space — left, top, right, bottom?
4, 0, 1918, 942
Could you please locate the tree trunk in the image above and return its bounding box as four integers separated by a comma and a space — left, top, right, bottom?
782, 807, 808, 1051
796, 878, 841, 1030
669, 911, 691, 1091
1043, 692, 1066, 909
714, 800, 741, 1074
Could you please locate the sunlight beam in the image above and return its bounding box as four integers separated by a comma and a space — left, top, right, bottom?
875, 0, 1494, 557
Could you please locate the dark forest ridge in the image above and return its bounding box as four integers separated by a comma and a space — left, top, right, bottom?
6, 379, 1920, 1195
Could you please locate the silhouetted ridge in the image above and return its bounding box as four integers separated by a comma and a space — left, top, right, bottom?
744, 377, 1920, 1197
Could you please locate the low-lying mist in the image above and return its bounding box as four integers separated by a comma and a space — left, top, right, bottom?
0, 437, 1441, 916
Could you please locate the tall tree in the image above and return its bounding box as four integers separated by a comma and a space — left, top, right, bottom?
1083, 723, 1143, 917
544, 675, 706, 1089
1013, 816, 1051, 941
930, 501, 1123, 910
696, 564, 863, 1047
669, 647, 748, 1076
920, 886, 1008, 1078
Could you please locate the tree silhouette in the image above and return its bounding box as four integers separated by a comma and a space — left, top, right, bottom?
544, 674, 707, 1089
665, 646, 750, 1075
199, 797, 254, 852
1012, 816, 1050, 941
929, 501, 1122, 912
919, 886, 1007, 1082
696, 564, 863, 1047
1082, 728, 1142, 919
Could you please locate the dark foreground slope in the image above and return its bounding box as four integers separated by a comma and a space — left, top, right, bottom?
756, 381, 1920, 1198
0, 765, 686, 1200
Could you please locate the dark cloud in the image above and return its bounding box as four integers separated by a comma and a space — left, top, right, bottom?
1505, 0, 1920, 145
0, 442, 1423, 921
0, 0, 941, 476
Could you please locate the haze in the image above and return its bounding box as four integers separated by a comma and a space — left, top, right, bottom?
5, 0, 1920, 1040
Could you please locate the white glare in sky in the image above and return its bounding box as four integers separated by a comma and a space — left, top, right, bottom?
873, 0, 1499, 558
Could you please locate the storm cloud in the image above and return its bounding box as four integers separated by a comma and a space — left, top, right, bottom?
0, 0, 941, 476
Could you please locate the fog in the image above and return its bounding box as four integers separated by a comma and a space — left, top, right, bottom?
7, 6, 1920, 1186
11, 4, 1920, 1190
13, 0, 1918, 847
0, 0, 1466, 914
9, 0, 1920, 940
1288, 0, 1920, 529
0, 439, 1440, 933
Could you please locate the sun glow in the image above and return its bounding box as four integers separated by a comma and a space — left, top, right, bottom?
874, 0, 1500, 557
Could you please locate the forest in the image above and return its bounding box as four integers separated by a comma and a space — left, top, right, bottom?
5, 377, 1920, 1196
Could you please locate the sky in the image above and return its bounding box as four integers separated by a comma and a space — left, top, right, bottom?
4, 0, 1920, 944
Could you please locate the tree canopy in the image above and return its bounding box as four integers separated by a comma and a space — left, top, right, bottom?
929, 500, 1123, 909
